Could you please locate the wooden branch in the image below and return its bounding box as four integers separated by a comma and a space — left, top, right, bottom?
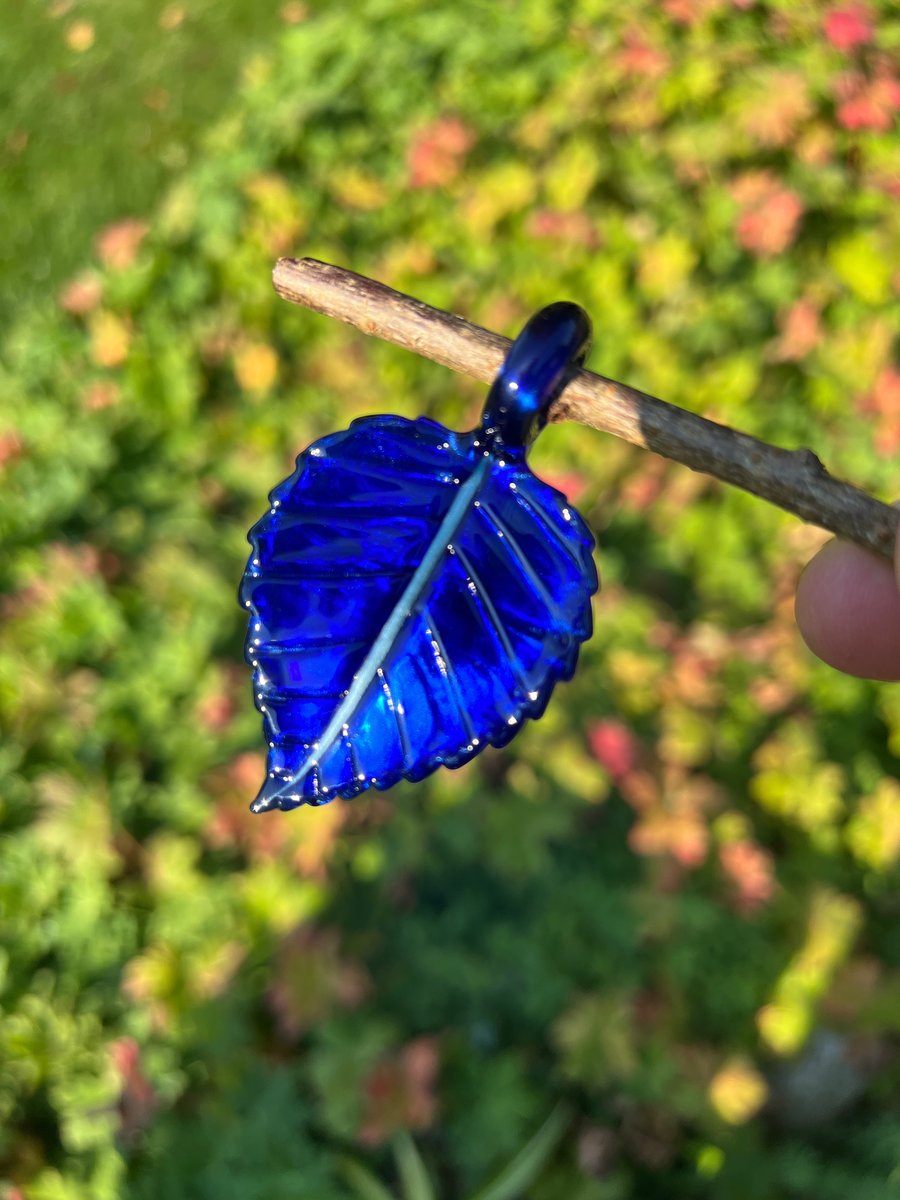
273, 257, 899, 563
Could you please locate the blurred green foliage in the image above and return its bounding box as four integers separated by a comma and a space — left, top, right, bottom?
3, 1, 900, 1197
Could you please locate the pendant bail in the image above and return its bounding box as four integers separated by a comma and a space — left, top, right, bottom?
480, 301, 592, 455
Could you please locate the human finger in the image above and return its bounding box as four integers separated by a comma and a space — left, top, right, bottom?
794, 537, 900, 681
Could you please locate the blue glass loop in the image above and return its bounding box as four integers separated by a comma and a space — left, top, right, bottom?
481, 301, 592, 455
241, 303, 598, 812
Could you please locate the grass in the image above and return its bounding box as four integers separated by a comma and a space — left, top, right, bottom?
0, 0, 293, 319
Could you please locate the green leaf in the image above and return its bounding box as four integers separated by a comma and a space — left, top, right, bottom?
829, 233, 892, 305
392, 1131, 436, 1200
468, 1103, 570, 1200
338, 1156, 399, 1200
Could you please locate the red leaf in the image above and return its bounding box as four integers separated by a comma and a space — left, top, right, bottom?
95, 218, 149, 270
204, 752, 288, 860
534, 468, 589, 504
663, 0, 726, 23
589, 719, 639, 780
268, 927, 369, 1041
837, 72, 900, 131
358, 1037, 440, 1146
719, 839, 776, 913
824, 4, 874, 52
770, 298, 822, 361
407, 117, 474, 189
615, 30, 669, 78
58, 271, 103, 315
0, 430, 23, 470
82, 380, 121, 412
110, 1037, 157, 1142
732, 172, 804, 257
860, 365, 900, 456
527, 209, 598, 249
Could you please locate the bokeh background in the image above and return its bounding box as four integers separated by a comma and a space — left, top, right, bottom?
3, 1, 900, 1197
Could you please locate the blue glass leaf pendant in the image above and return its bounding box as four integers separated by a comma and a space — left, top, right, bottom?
240, 302, 598, 811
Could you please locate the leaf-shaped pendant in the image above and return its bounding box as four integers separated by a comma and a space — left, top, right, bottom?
240, 302, 598, 811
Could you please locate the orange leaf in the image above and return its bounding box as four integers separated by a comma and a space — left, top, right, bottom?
66, 20, 95, 51
95, 218, 149, 271
89, 311, 131, 368
234, 343, 278, 393
408, 117, 475, 189
58, 271, 103, 316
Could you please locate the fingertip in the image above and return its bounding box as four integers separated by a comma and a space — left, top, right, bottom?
795, 538, 900, 681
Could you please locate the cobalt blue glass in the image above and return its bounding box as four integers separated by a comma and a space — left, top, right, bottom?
240, 302, 598, 812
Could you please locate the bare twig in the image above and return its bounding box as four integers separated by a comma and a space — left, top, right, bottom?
273, 257, 899, 562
